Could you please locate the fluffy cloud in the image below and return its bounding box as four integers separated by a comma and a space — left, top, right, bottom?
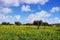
14, 15, 21, 21
51, 7, 60, 13
59, 20, 60, 23
21, 5, 31, 12
0, 8, 12, 14
21, 0, 49, 5
0, 7, 13, 23
0, 0, 49, 7
25, 10, 51, 23
49, 17, 60, 24
0, 14, 9, 22
54, 17, 60, 23
0, 14, 21, 23
0, 0, 20, 7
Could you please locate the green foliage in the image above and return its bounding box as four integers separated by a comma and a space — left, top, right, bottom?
15, 22, 21, 25
0, 25, 60, 40
33, 20, 43, 26
43, 22, 48, 26
1, 22, 10, 25
33, 20, 43, 29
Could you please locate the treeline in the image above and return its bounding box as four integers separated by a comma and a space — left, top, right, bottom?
1, 22, 21, 25
25, 20, 53, 29
0, 20, 60, 26
0, 20, 60, 29
28, 20, 60, 29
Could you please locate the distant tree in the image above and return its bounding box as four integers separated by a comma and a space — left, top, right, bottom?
25, 23, 33, 25
15, 22, 21, 25
43, 22, 48, 29
1, 22, 10, 25
33, 20, 43, 29
54, 23, 60, 27
33, 21, 38, 25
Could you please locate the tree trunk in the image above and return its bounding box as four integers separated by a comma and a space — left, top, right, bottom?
37, 25, 39, 29
44, 26, 45, 29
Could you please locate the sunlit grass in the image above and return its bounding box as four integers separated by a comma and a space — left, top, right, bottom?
0, 25, 60, 40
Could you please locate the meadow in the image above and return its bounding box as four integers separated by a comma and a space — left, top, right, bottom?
0, 25, 60, 40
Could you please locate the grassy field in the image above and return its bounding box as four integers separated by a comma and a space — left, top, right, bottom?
0, 25, 60, 40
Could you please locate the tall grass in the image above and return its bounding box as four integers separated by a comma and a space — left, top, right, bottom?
0, 25, 60, 40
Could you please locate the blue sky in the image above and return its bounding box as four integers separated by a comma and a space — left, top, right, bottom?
0, 0, 60, 24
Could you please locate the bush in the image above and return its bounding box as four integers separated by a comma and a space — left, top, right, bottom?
15, 22, 21, 25
33, 20, 43, 29
1, 22, 10, 25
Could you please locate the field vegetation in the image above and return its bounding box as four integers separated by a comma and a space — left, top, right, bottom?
0, 25, 60, 40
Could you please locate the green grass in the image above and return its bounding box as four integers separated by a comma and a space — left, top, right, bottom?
0, 25, 60, 40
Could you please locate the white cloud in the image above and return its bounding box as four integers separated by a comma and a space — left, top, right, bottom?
51, 7, 60, 13
21, 0, 49, 5
58, 20, 60, 23
47, 17, 60, 24
53, 17, 60, 23
0, 8, 12, 14
0, 14, 21, 23
0, 14, 10, 22
0, 0, 20, 7
25, 10, 51, 23
49, 17, 60, 24
0, 0, 49, 7
14, 15, 21, 21
21, 5, 31, 12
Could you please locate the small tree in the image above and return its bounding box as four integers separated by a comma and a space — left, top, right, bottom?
1, 22, 10, 25
15, 22, 21, 25
26, 23, 33, 25
33, 20, 43, 29
43, 22, 48, 29
38, 20, 43, 29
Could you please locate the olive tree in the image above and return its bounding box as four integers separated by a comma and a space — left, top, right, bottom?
33, 20, 43, 29
15, 22, 21, 25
